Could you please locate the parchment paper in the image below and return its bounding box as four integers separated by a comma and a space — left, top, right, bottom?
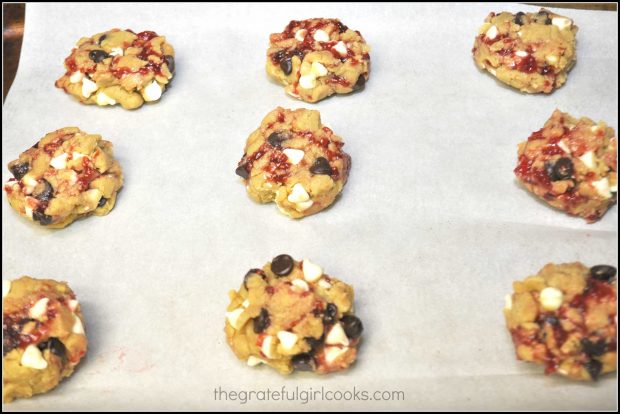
2, 3, 617, 411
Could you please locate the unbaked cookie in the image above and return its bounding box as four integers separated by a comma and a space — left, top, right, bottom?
225, 254, 363, 374
235, 107, 351, 219
267, 18, 370, 103
55, 29, 175, 109
514, 110, 617, 222
3, 276, 88, 403
472, 9, 577, 93
504, 263, 616, 381
4, 127, 124, 228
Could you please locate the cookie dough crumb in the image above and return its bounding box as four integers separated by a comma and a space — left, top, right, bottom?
504, 263, 617, 381
514, 110, 617, 222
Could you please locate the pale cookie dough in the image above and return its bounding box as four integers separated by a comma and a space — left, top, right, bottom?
504, 263, 617, 381
225, 254, 363, 375
235, 107, 351, 219
55, 29, 175, 109
4, 127, 124, 228
267, 18, 370, 103
3, 276, 88, 403
514, 110, 617, 222
472, 9, 577, 93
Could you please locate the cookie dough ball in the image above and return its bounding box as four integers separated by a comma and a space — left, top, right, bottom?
514, 110, 617, 222
4, 127, 124, 228
235, 107, 351, 219
267, 18, 370, 103
472, 9, 577, 93
504, 263, 617, 381
3, 276, 88, 403
55, 29, 175, 109
225, 255, 363, 375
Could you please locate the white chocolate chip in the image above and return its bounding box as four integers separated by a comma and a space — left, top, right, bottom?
515, 50, 529, 57
299, 74, 317, 89
485, 25, 498, 40
109, 47, 124, 57
226, 308, 245, 329
25, 205, 33, 219
333, 41, 348, 57
295, 200, 314, 211
96, 91, 117, 106
21, 173, 38, 188
318, 279, 332, 290
29, 298, 49, 320
539, 287, 563, 311
276, 331, 298, 351
72, 315, 85, 334
72, 152, 87, 161
592, 178, 612, 199
552, 17, 573, 30
324, 346, 348, 364
325, 323, 350, 346
67, 170, 78, 185
504, 294, 513, 310
283, 148, 305, 165
557, 140, 571, 154
247, 356, 265, 367
81, 77, 98, 98
546, 55, 559, 65
69, 71, 84, 83
21, 344, 48, 370
313, 29, 330, 42
291, 279, 310, 292
3, 280, 11, 298
302, 259, 323, 283
578, 151, 597, 169
68, 299, 79, 312
295, 29, 307, 42
261, 335, 276, 359
590, 125, 600, 133
142, 80, 162, 102
242, 299, 250, 308
287, 183, 310, 203
50, 153, 68, 169
310, 61, 328, 77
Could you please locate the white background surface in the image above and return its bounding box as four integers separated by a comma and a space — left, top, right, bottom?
2, 2, 618, 411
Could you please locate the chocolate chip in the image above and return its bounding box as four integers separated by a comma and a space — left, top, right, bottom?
514, 12, 526, 25
280, 58, 293, 75
33, 179, 53, 202
544, 315, 560, 325
97, 197, 108, 208
267, 132, 289, 148
545, 18, 552, 25
292, 353, 316, 371
310, 157, 332, 175
33, 210, 53, 226
353, 75, 366, 91
164, 55, 175, 73
235, 165, 249, 180
253, 308, 270, 333
341, 315, 363, 339
323, 303, 338, 325
89, 49, 110, 63
548, 157, 574, 181
336, 21, 348, 33
305, 336, 324, 353
581, 338, 607, 357
270, 254, 294, 276
584, 359, 602, 380
9, 162, 30, 180
98, 34, 107, 45
590, 265, 617, 282
38, 338, 66, 358
243, 268, 266, 289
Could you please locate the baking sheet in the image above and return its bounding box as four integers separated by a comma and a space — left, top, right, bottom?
1, 2, 617, 411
